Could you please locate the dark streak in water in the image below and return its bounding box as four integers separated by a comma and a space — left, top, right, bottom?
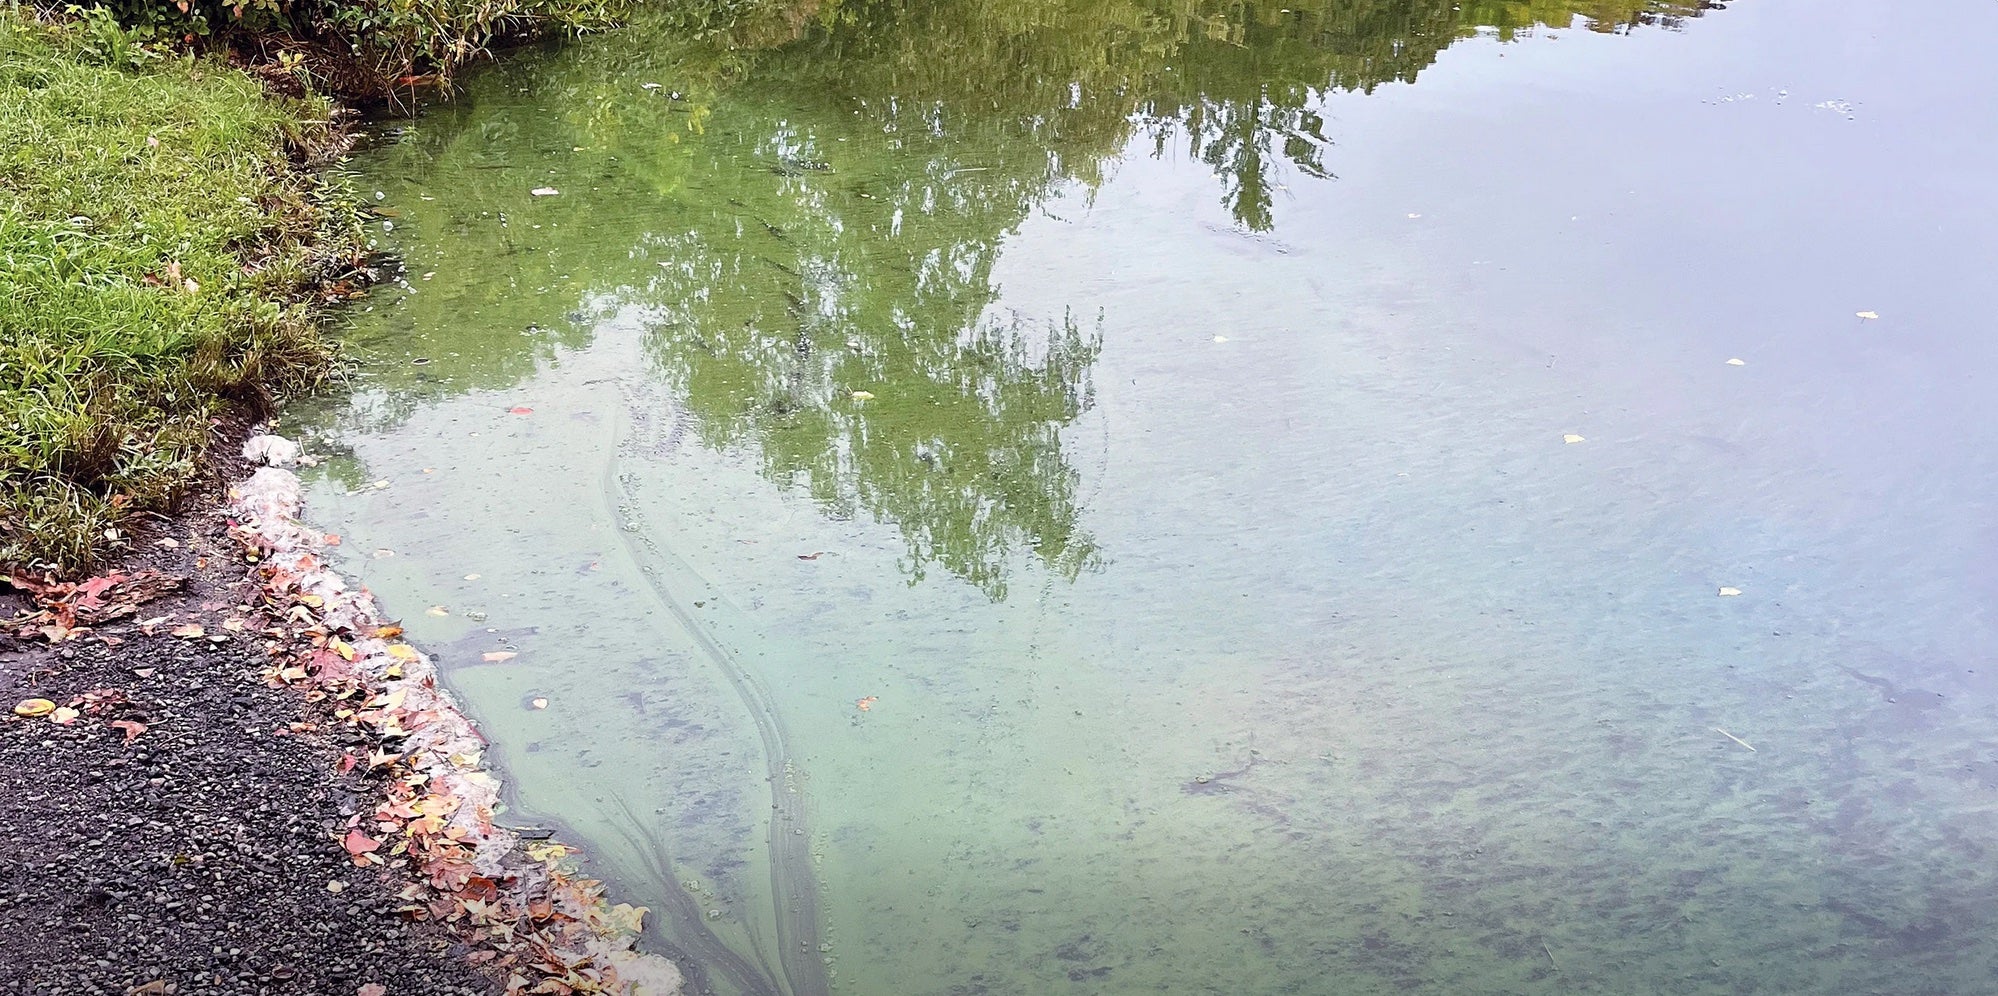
599, 382, 831, 996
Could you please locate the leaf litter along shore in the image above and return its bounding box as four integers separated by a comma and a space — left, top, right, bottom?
1, 436, 682, 996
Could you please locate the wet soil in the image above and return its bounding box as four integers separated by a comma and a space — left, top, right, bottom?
0, 429, 502, 996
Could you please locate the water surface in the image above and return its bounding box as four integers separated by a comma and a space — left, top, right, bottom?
295, 1, 1998, 992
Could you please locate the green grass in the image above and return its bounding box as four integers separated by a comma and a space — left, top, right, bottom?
0, 9, 361, 573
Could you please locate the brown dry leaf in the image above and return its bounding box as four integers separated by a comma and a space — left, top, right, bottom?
13, 698, 55, 718
109, 719, 147, 742
482, 651, 517, 664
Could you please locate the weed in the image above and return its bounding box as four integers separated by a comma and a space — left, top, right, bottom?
0, 10, 362, 572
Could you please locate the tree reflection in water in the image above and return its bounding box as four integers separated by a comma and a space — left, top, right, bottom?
335, 0, 1716, 598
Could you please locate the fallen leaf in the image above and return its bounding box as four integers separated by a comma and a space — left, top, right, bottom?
344, 828, 381, 856
13, 698, 55, 718
222, 617, 245, 632
50, 706, 80, 725
1212, 335, 1230, 343
171, 624, 204, 638
530, 697, 549, 710
358, 984, 388, 996
109, 719, 147, 742
463, 573, 481, 581
1725, 358, 1746, 366
482, 651, 518, 663
849, 390, 875, 400
387, 644, 421, 662
373, 549, 396, 559
1563, 434, 1586, 444
426, 606, 449, 617
856, 696, 878, 712
508, 407, 534, 415
324, 534, 342, 546
531, 187, 560, 197
157, 538, 179, 548
375, 624, 405, 639
1855, 310, 1879, 320
1718, 586, 1743, 597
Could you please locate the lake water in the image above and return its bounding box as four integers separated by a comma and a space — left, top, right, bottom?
292, 0, 1998, 992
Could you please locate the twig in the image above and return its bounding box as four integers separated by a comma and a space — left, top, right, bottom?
1543, 942, 1560, 972
1713, 727, 1757, 752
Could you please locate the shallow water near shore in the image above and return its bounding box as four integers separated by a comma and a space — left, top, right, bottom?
292, 0, 1998, 992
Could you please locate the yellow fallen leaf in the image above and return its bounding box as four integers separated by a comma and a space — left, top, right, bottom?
1563, 434, 1586, 444
330, 638, 356, 661
1718, 586, 1743, 597
14, 698, 56, 718
1855, 311, 1879, 320
482, 651, 518, 663
386, 644, 421, 662
375, 624, 404, 639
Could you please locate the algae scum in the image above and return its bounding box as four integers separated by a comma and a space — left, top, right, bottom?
293, 0, 1998, 992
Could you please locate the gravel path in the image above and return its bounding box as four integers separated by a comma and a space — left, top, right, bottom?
0, 497, 502, 996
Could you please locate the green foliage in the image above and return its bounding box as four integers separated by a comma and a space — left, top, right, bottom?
65, 0, 630, 96
0, 11, 361, 572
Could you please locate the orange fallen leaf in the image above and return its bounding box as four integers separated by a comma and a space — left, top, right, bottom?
375, 623, 405, 639
856, 696, 878, 712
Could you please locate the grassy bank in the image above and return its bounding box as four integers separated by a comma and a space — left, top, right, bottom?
0, 9, 362, 573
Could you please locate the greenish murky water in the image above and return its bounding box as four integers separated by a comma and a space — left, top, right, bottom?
292, 0, 1998, 992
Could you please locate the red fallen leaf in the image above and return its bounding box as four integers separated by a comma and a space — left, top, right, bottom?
108, 719, 147, 742
508, 406, 534, 415
344, 828, 381, 856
